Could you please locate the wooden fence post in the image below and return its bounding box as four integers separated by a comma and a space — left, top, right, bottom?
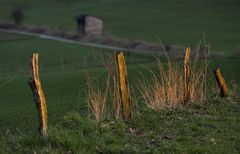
184, 47, 191, 104
213, 67, 228, 97
116, 51, 131, 121
28, 53, 48, 136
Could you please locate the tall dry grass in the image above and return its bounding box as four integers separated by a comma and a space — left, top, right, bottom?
85, 53, 123, 123
139, 46, 209, 110
85, 46, 211, 118
86, 75, 110, 123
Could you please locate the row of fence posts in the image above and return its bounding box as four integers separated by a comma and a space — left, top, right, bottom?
28, 48, 228, 137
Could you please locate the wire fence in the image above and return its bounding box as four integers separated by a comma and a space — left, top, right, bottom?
0, 60, 114, 90
0, 64, 28, 88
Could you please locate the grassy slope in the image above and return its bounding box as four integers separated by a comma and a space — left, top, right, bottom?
0, 0, 240, 51
2, 101, 240, 153
0, 32, 154, 134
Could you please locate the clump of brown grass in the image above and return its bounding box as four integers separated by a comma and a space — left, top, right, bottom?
86, 75, 110, 123
85, 53, 123, 123
139, 46, 209, 110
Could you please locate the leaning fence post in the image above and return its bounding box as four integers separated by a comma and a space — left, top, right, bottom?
213, 67, 228, 97
28, 53, 48, 136
116, 51, 131, 121
184, 47, 191, 104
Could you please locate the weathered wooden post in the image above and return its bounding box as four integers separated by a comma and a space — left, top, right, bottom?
184, 47, 191, 104
213, 67, 228, 97
111, 53, 121, 120
116, 51, 131, 121
28, 53, 48, 136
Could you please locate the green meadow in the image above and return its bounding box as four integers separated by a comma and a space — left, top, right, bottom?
0, 0, 240, 153
0, 32, 154, 134
0, 31, 239, 153
0, 0, 240, 51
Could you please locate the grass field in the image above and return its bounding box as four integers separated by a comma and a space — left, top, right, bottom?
0, 0, 240, 52
0, 32, 239, 153
0, 32, 154, 134
1, 102, 240, 153
0, 0, 240, 153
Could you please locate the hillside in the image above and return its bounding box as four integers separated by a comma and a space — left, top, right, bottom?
0, 0, 239, 51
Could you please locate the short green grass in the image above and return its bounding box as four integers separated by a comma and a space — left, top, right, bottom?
2, 101, 240, 153
0, 0, 240, 51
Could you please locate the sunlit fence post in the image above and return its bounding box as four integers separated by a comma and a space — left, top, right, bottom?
116, 51, 131, 121
28, 53, 48, 136
213, 67, 228, 97
184, 47, 191, 104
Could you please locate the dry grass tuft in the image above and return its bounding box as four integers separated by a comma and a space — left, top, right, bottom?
85, 53, 123, 122
86, 75, 110, 123
139, 46, 209, 110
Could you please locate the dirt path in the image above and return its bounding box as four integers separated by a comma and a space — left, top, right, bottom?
0, 28, 225, 57
0, 29, 127, 51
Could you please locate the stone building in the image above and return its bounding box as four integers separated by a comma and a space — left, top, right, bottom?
76, 14, 103, 37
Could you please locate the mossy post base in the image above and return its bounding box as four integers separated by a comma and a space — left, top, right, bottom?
213, 67, 228, 97
28, 53, 48, 137
116, 51, 131, 121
